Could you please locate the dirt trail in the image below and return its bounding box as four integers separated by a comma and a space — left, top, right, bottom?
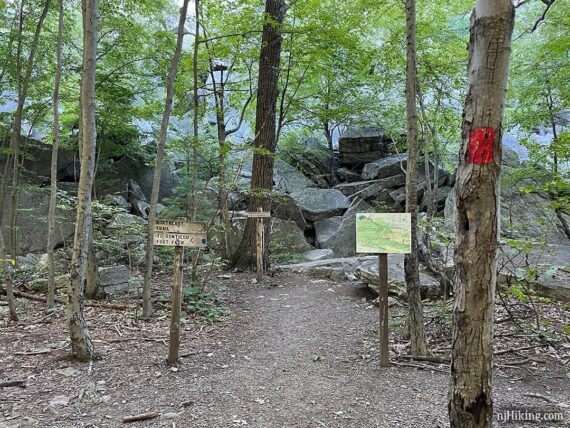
1, 272, 568, 427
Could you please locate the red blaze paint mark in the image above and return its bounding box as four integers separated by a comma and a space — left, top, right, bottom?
468, 127, 496, 165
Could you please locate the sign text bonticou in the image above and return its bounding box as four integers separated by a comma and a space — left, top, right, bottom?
153, 219, 207, 248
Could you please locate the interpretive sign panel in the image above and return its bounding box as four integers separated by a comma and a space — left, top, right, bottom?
356, 213, 411, 254
153, 219, 207, 248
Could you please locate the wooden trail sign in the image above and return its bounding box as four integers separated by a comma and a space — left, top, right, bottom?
246, 211, 271, 218
247, 209, 270, 281
151, 219, 207, 364
356, 213, 412, 367
153, 219, 207, 248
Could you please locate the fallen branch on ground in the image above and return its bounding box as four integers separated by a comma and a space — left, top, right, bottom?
8, 290, 129, 311
390, 360, 448, 373
122, 412, 159, 423
495, 344, 548, 356
0, 380, 26, 388
398, 355, 451, 364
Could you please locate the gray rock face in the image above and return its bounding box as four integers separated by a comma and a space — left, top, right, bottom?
102, 194, 131, 211
361, 155, 407, 180
208, 216, 311, 256
355, 254, 439, 299
420, 186, 452, 212
107, 213, 147, 230
270, 219, 314, 254
337, 167, 361, 183
127, 180, 150, 218
338, 127, 393, 166
339, 175, 408, 202
98, 265, 130, 295
314, 216, 342, 248
301, 249, 334, 261
293, 188, 350, 222
272, 193, 306, 230
1, 186, 75, 255
105, 213, 147, 266
331, 198, 374, 257
445, 183, 570, 246
273, 160, 315, 195
334, 180, 381, 197
279, 256, 375, 282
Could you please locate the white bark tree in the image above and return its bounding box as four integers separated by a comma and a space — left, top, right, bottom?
67, 0, 99, 361
142, 0, 190, 318
47, 0, 64, 312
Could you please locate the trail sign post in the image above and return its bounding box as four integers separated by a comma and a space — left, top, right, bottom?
247, 209, 270, 281
153, 219, 207, 248
356, 213, 411, 367
152, 219, 207, 364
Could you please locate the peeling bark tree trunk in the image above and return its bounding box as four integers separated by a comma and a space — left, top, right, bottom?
47, 0, 64, 312
66, 0, 98, 362
230, 0, 286, 270
448, 1, 514, 427
142, 0, 190, 318
404, 0, 427, 357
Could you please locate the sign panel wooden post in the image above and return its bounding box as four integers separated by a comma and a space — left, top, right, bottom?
356, 213, 412, 368
153, 219, 207, 364
378, 253, 389, 367
168, 246, 184, 364
247, 209, 270, 282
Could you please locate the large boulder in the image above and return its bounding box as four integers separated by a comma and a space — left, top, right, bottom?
337, 175, 408, 200
314, 216, 342, 248
337, 167, 361, 183
208, 216, 312, 256
338, 127, 393, 166
355, 254, 439, 299
97, 157, 179, 202
420, 186, 452, 213
273, 160, 315, 195
98, 265, 130, 295
361, 155, 408, 180
273, 193, 306, 230
498, 244, 570, 301
104, 213, 147, 265
1, 186, 75, 255
445, 185, 570, 246
331, 198, 374, 257
19, 143, 77, 184
279, 256, 375, 281
293, 188, 350, 222
334, 180, 381, 197
127, 180, 150, 218
280, 140, 334, 188
269, 219, 314, 254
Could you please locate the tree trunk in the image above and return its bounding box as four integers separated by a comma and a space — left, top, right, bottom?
0, 231, 17, 321
190, 0, 200, 282
85, 233, 104, 299
416, 81, 435, 218
67, 0, 98, 362
449, 1, 514, 427
230, 0, 286, 270
404, 0, 427, 357
4, 0, 51, 266
47, 0, 64, 312
142, 0, 190, 318
546, 87, 558, 175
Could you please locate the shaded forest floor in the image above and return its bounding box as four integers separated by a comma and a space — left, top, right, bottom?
1, 271, 569, 427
